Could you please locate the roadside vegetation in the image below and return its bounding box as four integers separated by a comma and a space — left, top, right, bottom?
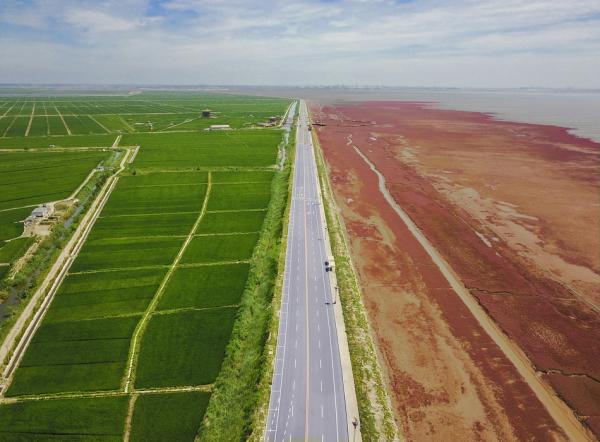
199, 118, 295, 441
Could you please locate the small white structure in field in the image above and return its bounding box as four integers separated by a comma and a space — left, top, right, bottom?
208, 124, 232, 131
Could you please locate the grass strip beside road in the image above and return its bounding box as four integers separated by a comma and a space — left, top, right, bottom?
247, 120, 296, 441
198, 126, 294, 442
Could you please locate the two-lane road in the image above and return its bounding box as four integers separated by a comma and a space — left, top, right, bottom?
266, 101, 348, 441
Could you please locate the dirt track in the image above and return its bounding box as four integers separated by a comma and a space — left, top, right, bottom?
312, 101, 599, 440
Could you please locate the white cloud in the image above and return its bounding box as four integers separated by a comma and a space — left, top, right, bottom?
0, 0, 599, 87
63, 9, 141, 33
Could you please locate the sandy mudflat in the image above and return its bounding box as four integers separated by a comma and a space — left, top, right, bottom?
312, 100, 599, 440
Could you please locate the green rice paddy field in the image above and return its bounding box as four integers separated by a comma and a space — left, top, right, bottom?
0, 92, 292, 441
0, 150, 110, 276
0, 93, 290, 140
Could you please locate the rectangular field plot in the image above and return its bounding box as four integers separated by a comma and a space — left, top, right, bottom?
91, 212, 197, 239
7, 362, 125, 396
207, 182, 272, 211
19, 103, 34, 116
0, 134, 115, 149
101, 183, 207, 216
48, 116, 67, 135
63, 115, 107, 135
92, 115, 133, 133
20, 335, 130, 367
124, 131, 282, 169
0, 207, 30, 242
181, 233, 259, 264
118, 171, 208, 188
211, 170, 274, 183
0, 396, 128, 440
0, 117, 15, 136
35, 315, 140, 342
4, 116, 29, 137
158, 263, 249, 310
130, 391, 210, 442
122, 113, 199, 132
0, 151, 107, 211
80, 115, 109, 133
47, 115, 69, 135
44, 268, 166, 322
6, 315, 140, 396
5, 103, 24, 116
70, 236, 184, 272
135, 307, 237, 388
33, 103, 47, 116
0, 237, 34, 266
195, 210, 266, 234
27, 116, 49, 136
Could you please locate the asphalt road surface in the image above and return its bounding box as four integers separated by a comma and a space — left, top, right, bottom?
266, 101, 348, 441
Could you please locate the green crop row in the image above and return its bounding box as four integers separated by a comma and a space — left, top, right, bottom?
6, 315, 140, 396
0, 237, 34, 264
181, 233, 259, 264
44, 268, 167, 323
0, 117, 15, 136
0, 391, 212, 441
0, 395, 129, 440
158, 263, 249, 311
136, 308, 237, 389
63, 115, 108, 135
208, 182, 272, 211
4, 117, 29, 137
118, 171, 209, 188
130, 391, 211, 441
123, 131, 282, 169
90, 212, 197, 239
27, 116, 49, 137
100, 183, 207, 216
46, 116, 69, 135
93, 114, 134, 133
0, 154, 105, 198
70, 236, 184, 272
0, 208, 31, 243
196, 210, 266, 234
0, 134, 115, 149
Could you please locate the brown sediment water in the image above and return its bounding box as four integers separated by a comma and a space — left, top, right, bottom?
312, 100, 600, 440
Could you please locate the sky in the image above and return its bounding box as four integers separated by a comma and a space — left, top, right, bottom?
1, 0, 599, 87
